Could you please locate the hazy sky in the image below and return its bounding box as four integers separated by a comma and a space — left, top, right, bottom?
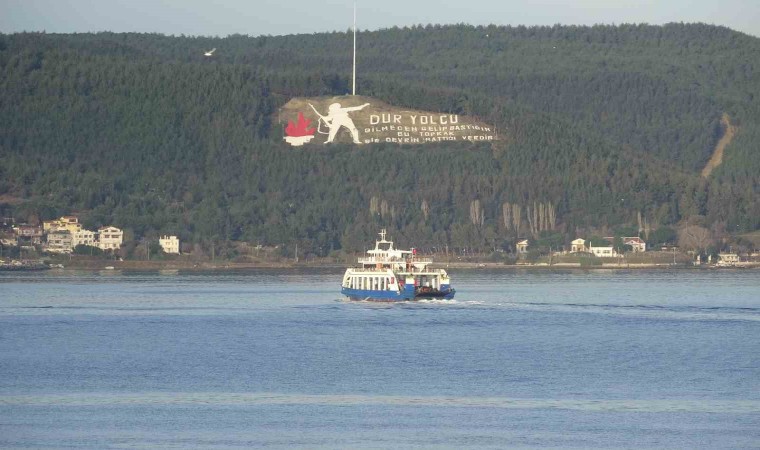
2, 0, 759, 38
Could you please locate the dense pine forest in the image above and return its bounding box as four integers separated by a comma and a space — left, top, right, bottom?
1, 23, 759, 257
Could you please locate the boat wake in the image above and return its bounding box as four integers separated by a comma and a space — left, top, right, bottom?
491, 301, 760, 322
416, 298, 486, 306
338, 296, 760, 321
337, 298, 484, 307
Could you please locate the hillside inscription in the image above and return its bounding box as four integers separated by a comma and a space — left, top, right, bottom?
281, 96, 497, 146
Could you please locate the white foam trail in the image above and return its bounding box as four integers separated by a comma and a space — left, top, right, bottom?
474, 301, 760, 322
415, 299, 459, 305
1, 393, 757, 414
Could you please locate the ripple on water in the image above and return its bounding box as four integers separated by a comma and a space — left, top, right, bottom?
1, 392, 758, 414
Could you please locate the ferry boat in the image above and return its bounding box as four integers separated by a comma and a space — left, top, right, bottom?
341, 229, 455, 301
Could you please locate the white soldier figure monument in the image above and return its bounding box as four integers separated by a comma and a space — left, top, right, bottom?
310, 102, 370, 144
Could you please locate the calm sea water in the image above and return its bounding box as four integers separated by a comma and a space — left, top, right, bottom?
1, 268, 758, 449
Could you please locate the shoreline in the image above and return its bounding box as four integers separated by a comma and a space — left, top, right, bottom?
436, 261, 760, 270
4, 259, 759, 272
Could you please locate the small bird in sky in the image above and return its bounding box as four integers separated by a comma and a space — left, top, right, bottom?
204, 48, 216, 57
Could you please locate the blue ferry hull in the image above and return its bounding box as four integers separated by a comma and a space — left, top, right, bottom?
341, 287, 456, 302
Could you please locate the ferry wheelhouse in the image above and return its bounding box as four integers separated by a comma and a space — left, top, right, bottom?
341, 229, 455, 301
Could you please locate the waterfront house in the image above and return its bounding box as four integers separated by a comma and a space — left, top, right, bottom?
43, 216, 82, 234
159, 235, 180, 254
570, 238, 586, 253
516, 239, 529, 255
46, 230, 73, 253
0, 234, 16, 247
602, 236, 647, 253
589, 245, 617, 257
97, 226, 123, 251
13, 225, 43, 246
623, 237, 646, 252
717, 253, 739, 266
72, 229, 97, 248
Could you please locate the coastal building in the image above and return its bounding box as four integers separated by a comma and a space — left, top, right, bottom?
43, 216, 82, 234
589, 245, 617, 257
13, 225, 43, 246
97, 226, 123, 251
0, 235, 16, 247
571, 238, 586, 253
159, 235, 180, 254
72, 229, 97, 248
623, 237, 646, 252
717, 253, 739, 266
46, 230, 73, 253
516, 239, 529, 255
602, 236, 647, 253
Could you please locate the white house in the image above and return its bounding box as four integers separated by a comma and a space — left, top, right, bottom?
717, 253, 739, 266
571, 238, 586, 253
97, 226, 123, 251
516, 239, 529, 254
72, 229, 97, 248
589, 245, 617, 257
159, 235, 180, 254
46, 230, 73, 253
623, 237, 646, 252
603, 236, 647, 253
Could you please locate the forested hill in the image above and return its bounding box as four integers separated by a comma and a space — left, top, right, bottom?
1, 24, 759, 255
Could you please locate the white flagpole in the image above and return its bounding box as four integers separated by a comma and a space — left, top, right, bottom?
352, 2, 356, 96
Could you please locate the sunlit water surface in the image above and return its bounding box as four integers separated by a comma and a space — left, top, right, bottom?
1, 269, 758, 448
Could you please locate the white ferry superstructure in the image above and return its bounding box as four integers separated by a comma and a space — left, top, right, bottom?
340, 229, 455, 301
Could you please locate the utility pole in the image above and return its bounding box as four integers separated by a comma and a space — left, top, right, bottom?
352, 1, 356, 95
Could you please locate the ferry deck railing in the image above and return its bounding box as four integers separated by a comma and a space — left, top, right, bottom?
357, 257, 433, 265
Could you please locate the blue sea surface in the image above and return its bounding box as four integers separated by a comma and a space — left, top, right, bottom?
1, 269, 758, 448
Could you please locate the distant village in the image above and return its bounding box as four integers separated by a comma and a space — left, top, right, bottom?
0, 214, 756, 270
518, 236, 647, 256
513, 236, 749, 267
1, 215, 179, 266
